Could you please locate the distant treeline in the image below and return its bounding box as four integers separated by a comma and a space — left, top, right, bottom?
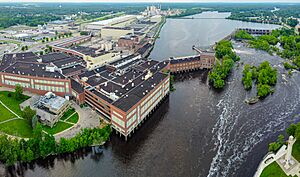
1, 3, 300, 28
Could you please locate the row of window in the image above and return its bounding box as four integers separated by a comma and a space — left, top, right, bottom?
35, 79, 65, 85
127, 108, 136, 119
141, 89, 162, 114
141, 85, 162, 106
112, 114, 125, 128
35, 84, 65, 92
141, 91, 163, 120
4, 75, 30, 82
4, 80, 30, 88
126, 114, 136, 128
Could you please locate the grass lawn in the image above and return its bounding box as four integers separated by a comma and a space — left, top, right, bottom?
0, 119, 33, 138
42, 121, 73, 135
66, 113, 79, 124
0, 91, 33, 138
292, 140, 300, 162
60, 108, 76, 120
0, 103, 15, 121
0, 91, 29, 116
260, 162, 287, 177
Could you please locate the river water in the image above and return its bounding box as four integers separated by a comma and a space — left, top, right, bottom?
3, 11, 300, 177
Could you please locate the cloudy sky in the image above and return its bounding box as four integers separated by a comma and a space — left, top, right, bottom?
2, 0, 300, 2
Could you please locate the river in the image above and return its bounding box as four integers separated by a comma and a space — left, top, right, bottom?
3, 11, 300, 177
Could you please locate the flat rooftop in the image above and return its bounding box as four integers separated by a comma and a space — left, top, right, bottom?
89, 15, 136, 26
82, 55, 169, 112
3, 61, 65, 79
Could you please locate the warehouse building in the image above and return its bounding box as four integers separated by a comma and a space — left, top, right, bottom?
80, 57, 170, 140
100, 26, 134, 40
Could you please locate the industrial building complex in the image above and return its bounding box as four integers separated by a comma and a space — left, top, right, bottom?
0, 7, 215, 140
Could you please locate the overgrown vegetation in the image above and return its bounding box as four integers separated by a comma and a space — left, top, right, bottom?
209, 40, 240, 89
170, 75, 175, 92
238, 28, 300, 74
268, 134, 285, 153
0, 124, 111, 166
242, 64, 253, 90
234, 30, 254, 40
242, 61, 277, 98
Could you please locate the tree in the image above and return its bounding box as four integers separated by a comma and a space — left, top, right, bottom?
209, 40, 239, 89
15, 84, 23, 100
80, 31, 89, 36
257, 84, 270, 97
213, 77, 225, 89
259, 35, 279, 45
242, 71, 253, 90
250, 39, 270, 52
268, 134, 285, 153
25, 147, 34, 162
22, 106, 36, 125
234, 30, 254, 40
287, 124, 297, 136
286, 18, 298, 28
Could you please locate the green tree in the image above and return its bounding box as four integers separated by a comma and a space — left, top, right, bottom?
15, 84, 23, 100
25, 147, 34, 162
286, 18, 298, 28
22, 106, 36, 125
213, 77, 225, 89
234, 30, 254, 40
257, 84, 271, 97
287, 124, 297, 136
242, 71, 253, 90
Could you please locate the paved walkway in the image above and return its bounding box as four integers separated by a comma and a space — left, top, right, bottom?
0, 117, 22, 125
54, 101, 101, 141
64, 111, 76, 123
0, 100, 21, 118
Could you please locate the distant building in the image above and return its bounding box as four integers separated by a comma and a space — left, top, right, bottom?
85, 15, 137, 31
118, 35, 139, 50
100, 26, 134, 40
50, 37, 122, 70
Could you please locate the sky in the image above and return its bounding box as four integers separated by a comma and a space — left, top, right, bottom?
2, 0, 300, 3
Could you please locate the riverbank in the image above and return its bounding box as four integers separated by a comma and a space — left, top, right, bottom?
0, 125, 111, 167
4, 11, 286, 177
153, 16, 166, 40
